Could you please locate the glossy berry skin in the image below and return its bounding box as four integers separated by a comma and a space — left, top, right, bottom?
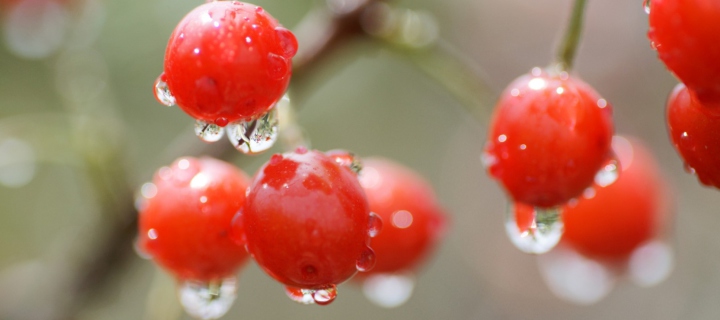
561, 136, 670, 262
138, 157, 251, 282
163, 1, 298, 125
648, 0, 720, 103
667, 83, 720, 188
357, 158, 447, 274
484, 69, 614, 208
237, 149, 372, 289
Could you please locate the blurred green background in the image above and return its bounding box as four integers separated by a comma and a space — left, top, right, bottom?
2, 0, 719, 319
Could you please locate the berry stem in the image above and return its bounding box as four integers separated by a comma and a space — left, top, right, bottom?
555, 0, 588, 71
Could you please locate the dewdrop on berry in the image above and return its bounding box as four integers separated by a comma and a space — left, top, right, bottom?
178, 277, 238, 320
504, 203, 564, 255
225, 107, 279, 154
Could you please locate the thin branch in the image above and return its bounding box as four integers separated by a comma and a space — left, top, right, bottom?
555, 0, 588, 71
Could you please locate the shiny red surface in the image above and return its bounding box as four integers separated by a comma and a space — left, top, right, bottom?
648, 0, 720, 103
163, 1, 297, 125
562, 137, 669, 262
239, 149, 371, 289
357, 158, 447, 275
138, 157, 250, 281
485, 70, 614, 208
667, 83, 720, 188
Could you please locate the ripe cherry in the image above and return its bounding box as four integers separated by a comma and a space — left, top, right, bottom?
666, 83, 720, 188
533, 137, 673, 304
648, 0, 720, 103
159, 1, 298, 126
352, 158, 447, 308
561, 136, 670, 263
235, 148, 374, 304
137, 157, 251, 282
484, 68, 615, 208
358, 158, 447, 275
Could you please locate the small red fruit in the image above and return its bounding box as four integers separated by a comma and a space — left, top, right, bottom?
648, 0, 720, 103
358, 158, 447, 274
484, 68, 615, 208
561, 136, 670, 262
237, 148, 373, 297
666, 83, 720, 188
160, 1, 298, 125
138, 157, 251, 281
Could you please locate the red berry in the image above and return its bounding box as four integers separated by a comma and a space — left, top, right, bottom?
160, 1, 298, 125
484, 68, 615, 208
666, 83, 720, 188
237, 149, 373, 292
358, 158, 447, 274
648, 0, 720, 103
137, 157, 251, 281
561, 136, 670, 262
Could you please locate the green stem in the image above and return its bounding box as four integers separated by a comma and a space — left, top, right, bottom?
555, 0, 588, 71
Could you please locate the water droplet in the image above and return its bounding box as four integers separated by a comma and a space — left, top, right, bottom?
480, 151, 498, 169
362, 273, 415, 308
368, 212, 383, 238
536, 245, 616, 305
133, 238, 152, 260
326, 149, 362, 173
312, 285, 337, 305
267, 53, 290, 80
356, 246, 376, 272
0, 138, 36, 188
284, 285, 337, 305
285, 286, 315, 305
628, 240, 674, 287
594, 158, 620, 187
194, 120, 225, 143
226, 108, 278, 154
229, 210, 246, 246
154, 74, 175, 106
178, 277, 237, 320
295, 146, 308, 154
643, 0, 651, 14
683, 163, 696, 174
255, 6, 263, 13
275, 27, 298, 58
504, 202, 564, 254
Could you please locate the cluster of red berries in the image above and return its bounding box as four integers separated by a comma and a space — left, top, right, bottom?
137, 150, 447, 317
649, 0, 720, 187
140, 3, 446, 317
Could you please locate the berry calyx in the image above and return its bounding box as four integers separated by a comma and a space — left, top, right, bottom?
562, 136, 670, 262
666, 83, 720, 188
160, 1, 298, 125
358, 158, 447, 274
648, 0, 720, 103
484, 68, 614, 208
137, 157, 251, 282
236, 149, 374, 296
